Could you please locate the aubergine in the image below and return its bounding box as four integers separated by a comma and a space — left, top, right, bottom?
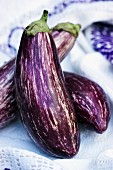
0, 58, 18, 128
52, 22, 80, 62
64, 71, 110, 133
15, 10, 80, 158
0, 22, 80, 129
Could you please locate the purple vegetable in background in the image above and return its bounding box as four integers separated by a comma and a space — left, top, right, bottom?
0, 58, 18, 128
15, 10, 80, 158
52, 22, 80, 62
64, 71, 110, 133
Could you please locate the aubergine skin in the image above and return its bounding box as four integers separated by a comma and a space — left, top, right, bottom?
15, 31, 80, 158
0, 58, 18, 128
64, 72, 110, 133
52, 30, 75, 62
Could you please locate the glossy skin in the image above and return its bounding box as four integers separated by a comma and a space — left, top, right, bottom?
0, 58, 18, 128
64, 72, 110, 133
0, 28, 76, 128
15, 31, 79, 158
52, 30, 75, 62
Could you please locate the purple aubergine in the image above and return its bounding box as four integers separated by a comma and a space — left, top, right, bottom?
52, 22, 80, 62
64, 71, 110, 133
15, 10, 80, 158
0, 58, 18, 128
0, 22, 80, 129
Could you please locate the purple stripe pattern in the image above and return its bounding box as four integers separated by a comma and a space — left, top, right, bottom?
64, 71, 110, 133
15, 31, 80, 158
0, 58, 18, 128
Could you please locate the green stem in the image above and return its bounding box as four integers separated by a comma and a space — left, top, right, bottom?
25, 10, 50, 36
51, 22, 81, 38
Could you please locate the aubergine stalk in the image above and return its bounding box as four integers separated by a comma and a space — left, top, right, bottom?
0, 58, 18, 128
0, 22, 80, 129
64, 71, 110, 133
15, 10, 80, 158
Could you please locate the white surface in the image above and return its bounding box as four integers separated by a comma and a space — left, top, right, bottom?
0, 147, 64, 170
0, 0, 113, 170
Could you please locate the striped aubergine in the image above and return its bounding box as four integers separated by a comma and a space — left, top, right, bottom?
15, 10, 80, 158
51, 22, 80, 62
0, 58, 18, 128
0, 22, 80, 128
64, 72, 110, 133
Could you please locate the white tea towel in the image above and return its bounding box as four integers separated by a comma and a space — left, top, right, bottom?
0, 147, 64, 170
0, 1, 113, 170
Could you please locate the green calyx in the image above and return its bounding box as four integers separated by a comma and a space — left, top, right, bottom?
25, 10, 50, 36
52, 22, 81, 38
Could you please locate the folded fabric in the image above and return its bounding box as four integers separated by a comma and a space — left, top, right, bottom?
0, 147, 64, 170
